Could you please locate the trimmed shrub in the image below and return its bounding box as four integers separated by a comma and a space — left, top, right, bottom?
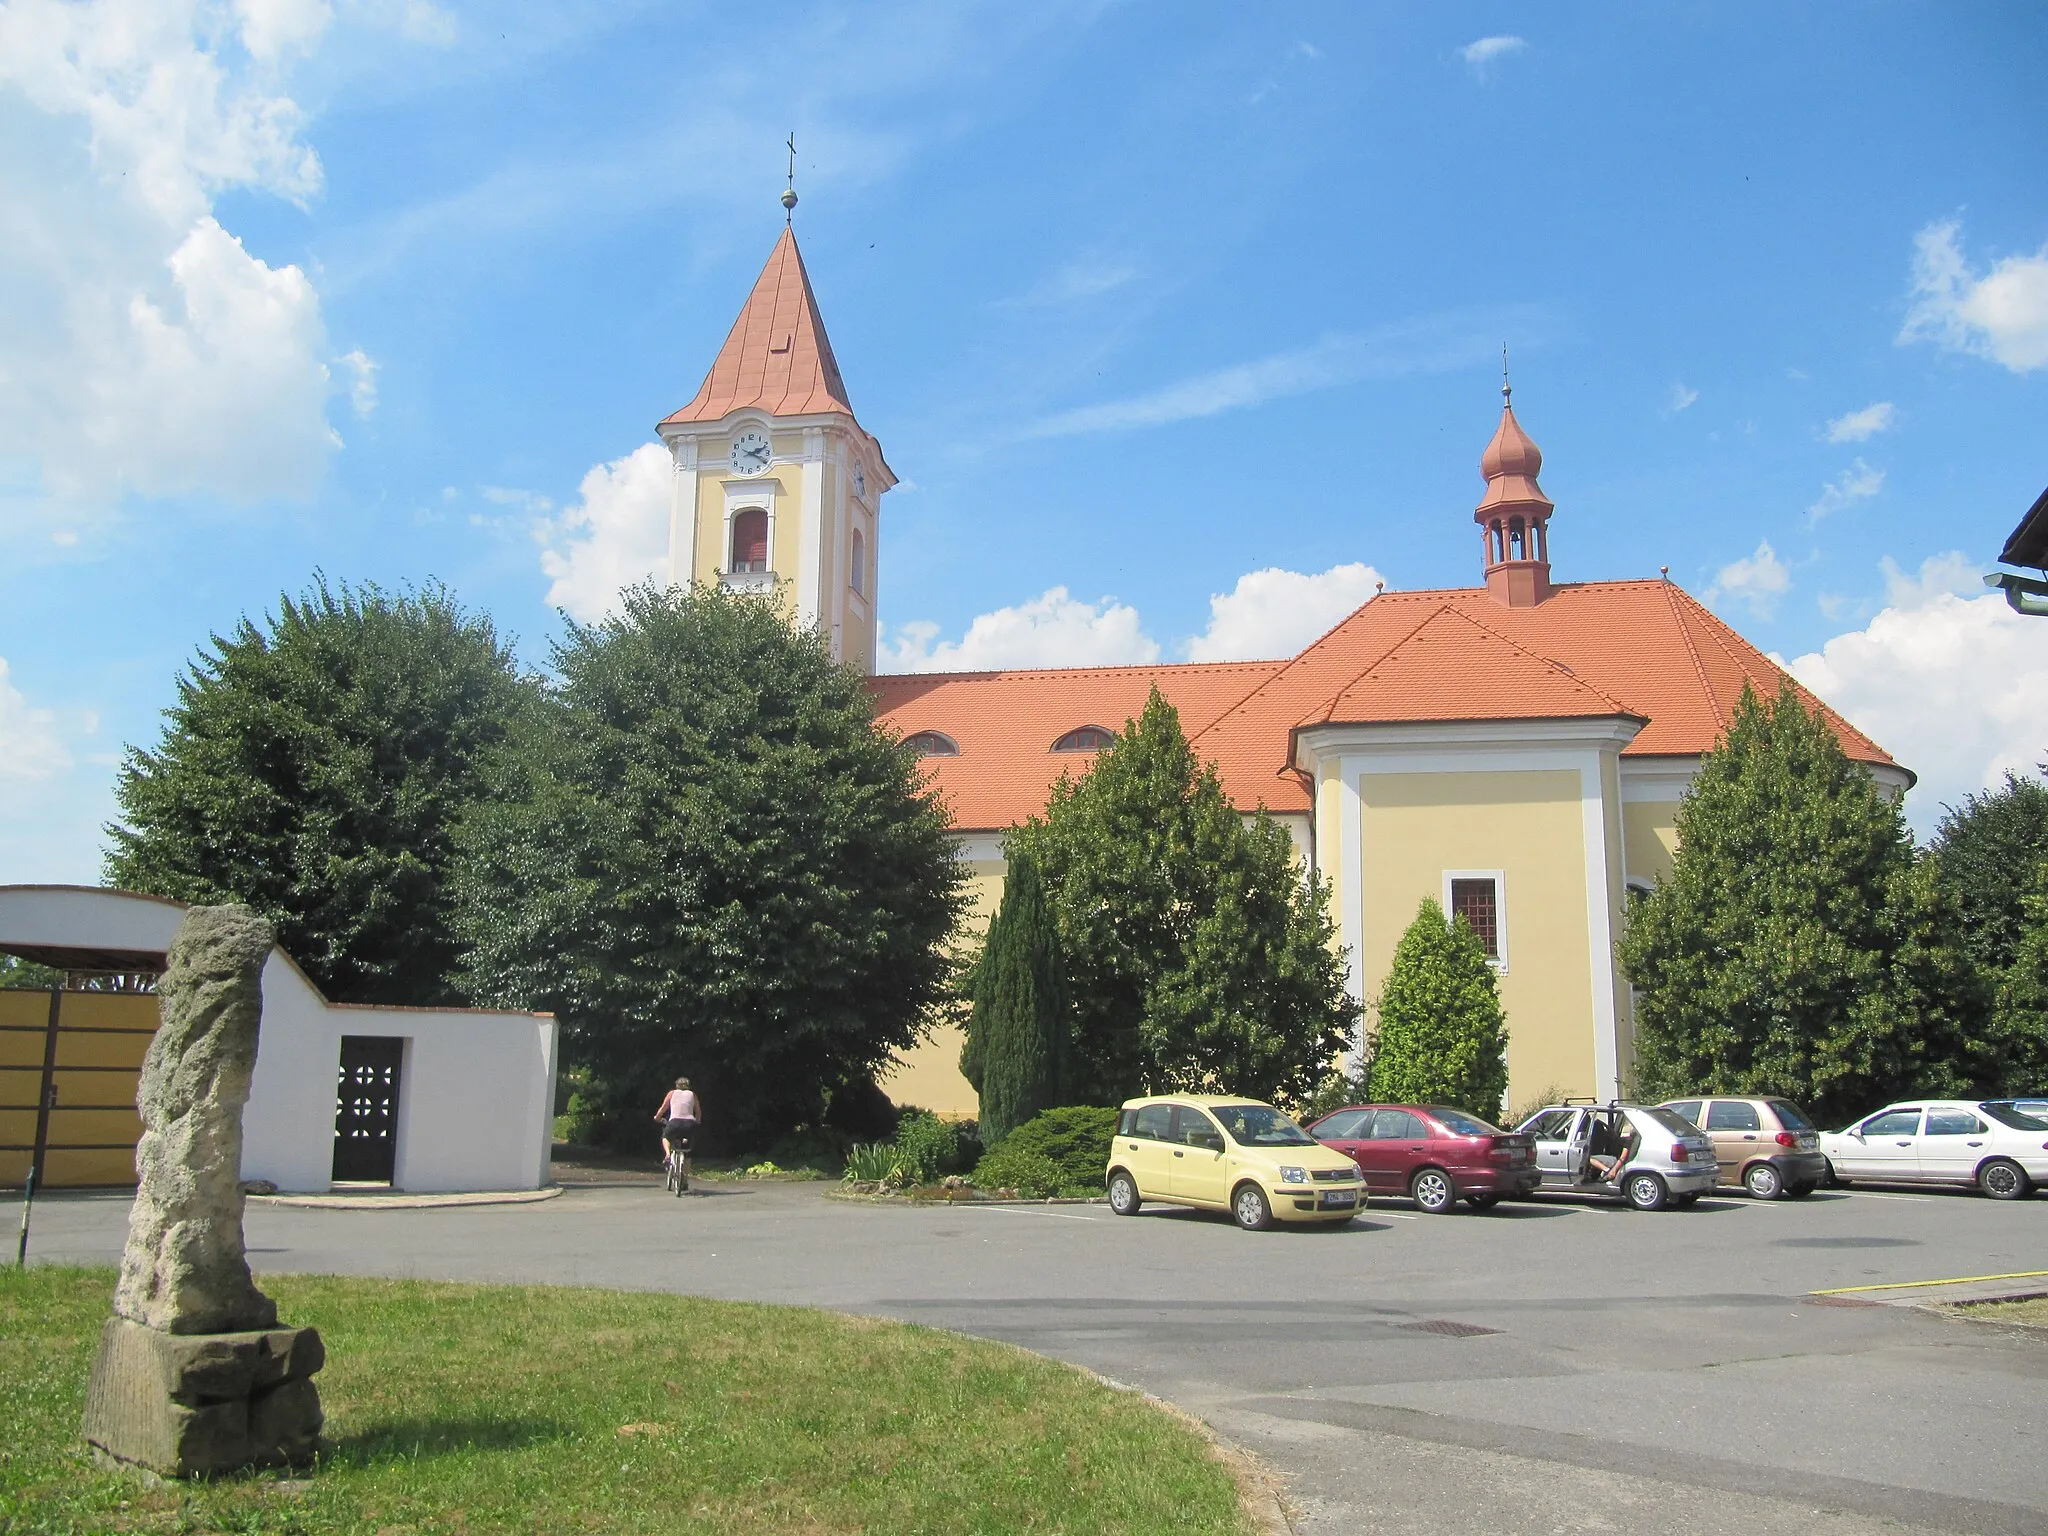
891, 1112, 959, 1185
972, 1105, 1119, 1197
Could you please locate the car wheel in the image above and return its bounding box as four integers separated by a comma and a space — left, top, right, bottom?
1978, 1158, 2033, 1201
1411, 1168, 1455, 1214
1233, 1182, 1275, 1231
1624, 1171, 1669, 1211
1784, 1182, 1817, 1199
1465, 1193, 1503, 1211
1822, 1159, 1850, 1189
1107, 1170, 1141, 1216
1744, 1162, 1784, 1200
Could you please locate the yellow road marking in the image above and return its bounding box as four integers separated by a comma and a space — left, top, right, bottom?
1813, 1269, 2048, 1295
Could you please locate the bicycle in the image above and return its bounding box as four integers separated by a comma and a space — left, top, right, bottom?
663, 1139, 692, 1196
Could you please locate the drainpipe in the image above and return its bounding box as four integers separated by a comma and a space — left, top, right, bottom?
1986, 570, 2048, 617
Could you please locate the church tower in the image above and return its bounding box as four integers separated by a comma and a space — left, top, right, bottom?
1473, 375, 1555, 607
658, 202, 893, 672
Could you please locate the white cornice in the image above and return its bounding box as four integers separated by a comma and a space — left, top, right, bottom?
1294, 714, 1644, 771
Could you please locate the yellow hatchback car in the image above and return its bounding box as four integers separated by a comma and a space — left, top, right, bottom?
1105, 1095, 1367, 1229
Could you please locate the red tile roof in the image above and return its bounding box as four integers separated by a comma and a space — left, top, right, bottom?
661, 227, 856, 426
871, 579, 1898, 832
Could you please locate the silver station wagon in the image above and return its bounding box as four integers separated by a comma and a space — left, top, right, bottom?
1514, 1101, 1720, 1210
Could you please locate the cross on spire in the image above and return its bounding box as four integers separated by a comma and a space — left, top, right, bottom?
781, 132, 798, 221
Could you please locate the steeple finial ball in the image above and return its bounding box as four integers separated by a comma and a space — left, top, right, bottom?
781, 186, 798, 213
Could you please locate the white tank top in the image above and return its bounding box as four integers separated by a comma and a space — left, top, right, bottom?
665, 1090, 699, 1121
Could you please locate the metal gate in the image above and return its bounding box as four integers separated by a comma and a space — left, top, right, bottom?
332, 1035, 404, 1183
0, 987, 158, 1188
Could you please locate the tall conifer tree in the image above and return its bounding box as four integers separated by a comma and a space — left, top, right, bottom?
967, 852, 1069, 1143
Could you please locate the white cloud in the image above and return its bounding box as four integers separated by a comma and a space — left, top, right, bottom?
1807, 457, 1885, 522
1184, 562, 1385, 661
537, 443, 672, 622
879, 588, 1160, 674
1020, 311, 1530, 439
1460, 35, 1527, 75
1824, 401, 1896, 443
0, 0, 351, 527
339, 347, 378, 418
1707, 539, 1792, 619
0, 658, 70, 781
1664, 382, 1699, 416
1899, 218, 2048, 373
1782, 553, 2048, 834
233, 0, 332, 63
998, 259, 1137, 308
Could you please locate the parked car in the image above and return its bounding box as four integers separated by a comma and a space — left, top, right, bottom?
1105, 1095, 1366, 1230
1513, 1101, 1719, 1210
1305, 1103, 1539, 1213
1656, 1096, 1826, 1199
1817, 1100, 2048, 1200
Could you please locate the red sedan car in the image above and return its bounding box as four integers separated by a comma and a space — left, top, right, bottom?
1306, 1104, 1541, 1213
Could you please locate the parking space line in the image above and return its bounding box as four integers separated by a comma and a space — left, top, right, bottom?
1815, 1268, 2048, 1296
1839, 1191, 1938, 1203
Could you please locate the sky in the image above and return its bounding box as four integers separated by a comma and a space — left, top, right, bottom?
2, 0, 2045, 881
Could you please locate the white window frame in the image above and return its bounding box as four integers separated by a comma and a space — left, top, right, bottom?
1442, 868, 1508, 972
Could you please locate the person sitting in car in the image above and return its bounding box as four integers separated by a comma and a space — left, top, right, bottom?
1586, 1118, 1639, 1184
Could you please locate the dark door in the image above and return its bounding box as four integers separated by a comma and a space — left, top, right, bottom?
332, 1035, 404, 1182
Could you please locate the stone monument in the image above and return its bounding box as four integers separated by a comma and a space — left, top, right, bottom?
81, 904, 326, 1476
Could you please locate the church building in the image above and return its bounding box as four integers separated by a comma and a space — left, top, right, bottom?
661, 220, 1910, 1119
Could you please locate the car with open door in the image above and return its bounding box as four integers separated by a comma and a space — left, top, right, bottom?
1305, 1104, 1539, 1213
1513, 1101, 1719, 1210
1656, 1095, 1826, 1199
1105, 1095, 1366, 1230
1817, 1100, 2048, 1199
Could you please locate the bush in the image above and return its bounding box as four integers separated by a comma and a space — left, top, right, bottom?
972, 1105, 1119, 1197
891, 1112, 959, 1185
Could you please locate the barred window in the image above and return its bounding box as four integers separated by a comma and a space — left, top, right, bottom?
1449, 877, 1500, 960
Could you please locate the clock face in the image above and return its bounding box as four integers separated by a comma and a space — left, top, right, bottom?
853, 465, 867, 500
730, 430, 771, 476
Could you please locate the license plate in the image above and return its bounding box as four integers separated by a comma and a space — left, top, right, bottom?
1321, 1191, 1357, 1209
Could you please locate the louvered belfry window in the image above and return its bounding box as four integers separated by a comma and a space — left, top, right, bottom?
1449, 878, 1499, 960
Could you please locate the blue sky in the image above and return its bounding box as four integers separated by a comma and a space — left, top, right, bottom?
2, 0, 2045, 879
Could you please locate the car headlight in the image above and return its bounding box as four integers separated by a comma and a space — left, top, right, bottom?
1279, 1166, 1307, 1183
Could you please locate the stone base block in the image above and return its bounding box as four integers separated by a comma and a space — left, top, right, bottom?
82, 1317, 325, 1477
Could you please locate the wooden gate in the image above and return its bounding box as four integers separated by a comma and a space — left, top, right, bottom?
332, 1035, 404, 1183
0, 987, 159, 1188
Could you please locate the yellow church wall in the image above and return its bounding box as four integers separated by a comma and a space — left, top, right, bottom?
873, 855, 1006, 1119
1357, 770, 1597, 1108
1622, 799, 1681, 887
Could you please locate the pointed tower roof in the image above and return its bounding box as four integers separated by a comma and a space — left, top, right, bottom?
661, 226, 856, 426
1476, 391, 1553, 518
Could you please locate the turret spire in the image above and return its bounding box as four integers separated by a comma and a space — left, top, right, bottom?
1473, 378, 1555, 607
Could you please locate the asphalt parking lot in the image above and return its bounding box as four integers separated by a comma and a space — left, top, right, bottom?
16, 1179, 2048, 1535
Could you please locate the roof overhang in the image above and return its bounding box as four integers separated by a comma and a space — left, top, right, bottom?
1996, 484, 2048, 570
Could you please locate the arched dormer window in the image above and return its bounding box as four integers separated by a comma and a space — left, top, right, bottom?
850, 527, 866, 596
902, 731, 959, 757
1051, 725, 1116, 753
730, 508, 768, 573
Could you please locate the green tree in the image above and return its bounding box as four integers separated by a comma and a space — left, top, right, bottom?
1620, 680, 1985, 1125
450, 583, 968, 1152
105, 577, 537, 1005
0, 954, 63, 989
1991, 857, 2048, 1091
1366, 898, 1510, 1115
963, 851, 1068, 1143
1930, 770, 2048, 978
1008, 688, 1355, 1106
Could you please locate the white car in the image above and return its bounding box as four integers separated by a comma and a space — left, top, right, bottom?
1818, 1100, 2048, 1200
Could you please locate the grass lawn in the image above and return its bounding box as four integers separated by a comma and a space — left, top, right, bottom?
2, 1267, 1248, 1536
1956, 1294, 2048, 1328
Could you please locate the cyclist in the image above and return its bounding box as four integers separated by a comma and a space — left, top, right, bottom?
654, 1078, 701, 1186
